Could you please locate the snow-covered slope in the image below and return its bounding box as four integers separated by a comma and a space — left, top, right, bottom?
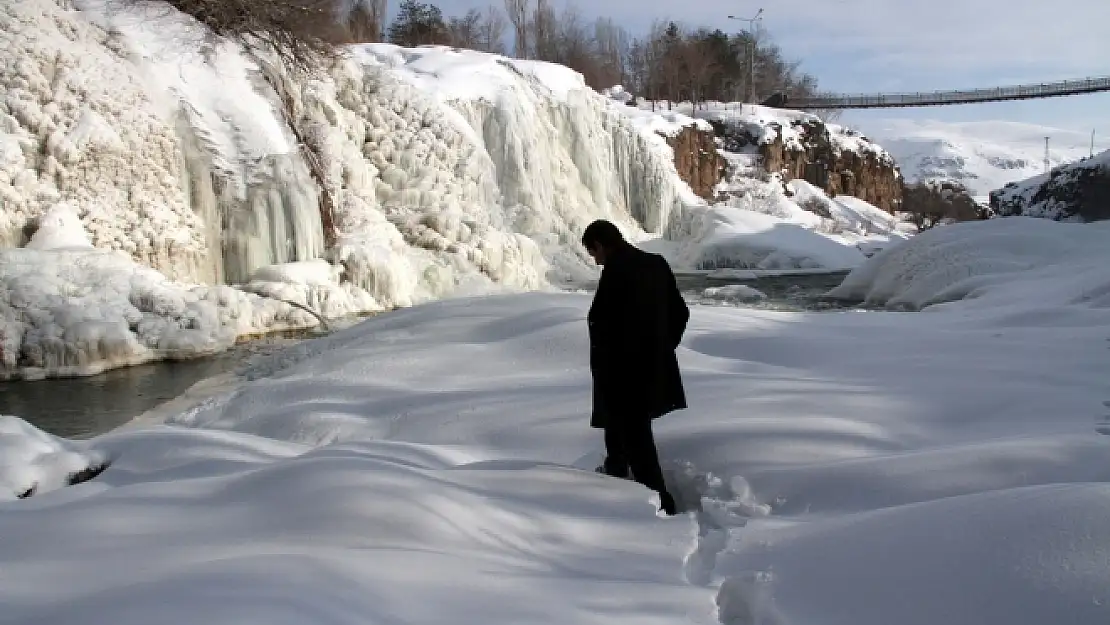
990, 149, 1110, 221
827, 216, 1110, 312
4, 228, 1109, 623
861, 119, 1100, 199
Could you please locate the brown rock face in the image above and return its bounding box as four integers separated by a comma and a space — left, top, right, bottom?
712, 117, 903, 213
661, 125, 726, 201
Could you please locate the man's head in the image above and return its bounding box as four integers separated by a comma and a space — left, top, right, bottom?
581, 219, 625, 265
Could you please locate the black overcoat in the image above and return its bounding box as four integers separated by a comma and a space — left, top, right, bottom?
588, 243, 689, 428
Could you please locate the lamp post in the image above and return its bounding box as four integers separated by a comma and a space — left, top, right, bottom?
727, 8, 763, 104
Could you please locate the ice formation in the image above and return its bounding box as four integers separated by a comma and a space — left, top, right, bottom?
1, 0, 911, 379
0, 204, 368, 380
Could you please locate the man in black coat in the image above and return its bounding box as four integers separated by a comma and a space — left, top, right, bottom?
583, 219, 689, 516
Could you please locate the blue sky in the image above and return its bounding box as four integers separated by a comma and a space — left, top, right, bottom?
393, 0, 1110, 144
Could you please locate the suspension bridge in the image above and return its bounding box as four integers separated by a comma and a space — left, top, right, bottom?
776, 75, 1110, 110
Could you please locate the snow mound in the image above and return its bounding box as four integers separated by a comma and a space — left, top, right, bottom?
990, 149, 1110, 222
701, 284, 767, 302
24, 204, 95, 251
0, 424, 700, 624
827, 217, 1110, 312
0, 415, 108, 499
864, 118, 1102, 198
716, 482, 1110, 625
644, 177, 908, 271
673, 205, 870, 270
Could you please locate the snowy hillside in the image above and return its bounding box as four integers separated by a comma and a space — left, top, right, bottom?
860, 119, 1101, 199
4, 214, 1110, 624
990, 149, 1110, 222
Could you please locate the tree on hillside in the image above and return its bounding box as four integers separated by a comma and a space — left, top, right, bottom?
503, 0, 531, 57
474, 6, 508, 54
903, 181, 990, 229
387, 0, 450, 46
447, 9, 483, 49
137, 0, 346, 72
594, 18, 630, 88
343, 0, 388, 43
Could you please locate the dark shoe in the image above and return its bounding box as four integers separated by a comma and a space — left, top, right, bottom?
658, 490, 678, 515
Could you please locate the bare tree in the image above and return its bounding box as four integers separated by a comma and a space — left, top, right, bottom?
447, 9, 482, 49
529, 0, 557, 61
677, 36, 719, 109
503, 0, 530, 58
594, 18, 630, 88
475, 5, 508, 54
131, 0, 346, 72
343, 0, 387, 42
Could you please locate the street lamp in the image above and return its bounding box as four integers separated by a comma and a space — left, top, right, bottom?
727, 8, 763, 104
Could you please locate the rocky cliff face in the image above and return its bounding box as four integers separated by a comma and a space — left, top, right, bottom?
989, 150, 1110, 222
663, 125, 725, 201
709, 111, 903, 213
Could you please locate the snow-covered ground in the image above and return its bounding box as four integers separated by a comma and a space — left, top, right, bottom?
858, 118, 1103, 199
3, 216, 1109, 624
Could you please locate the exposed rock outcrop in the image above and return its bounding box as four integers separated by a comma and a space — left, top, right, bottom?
989, 150, 1110, 222
662, 125, 726, 200
710, 112, 903, 213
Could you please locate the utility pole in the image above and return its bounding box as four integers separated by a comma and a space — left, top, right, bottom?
1044, 136, 1050, 172
727, 8, 763, 104
1092, 129, 1096, 158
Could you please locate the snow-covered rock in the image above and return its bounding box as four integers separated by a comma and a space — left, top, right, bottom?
695, 103, 902, 213
989, 149, 1110, 222
0, 415, 108, 499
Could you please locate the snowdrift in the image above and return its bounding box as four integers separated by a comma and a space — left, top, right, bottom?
827, 217, 1110, 312
4, 287, 1109, 624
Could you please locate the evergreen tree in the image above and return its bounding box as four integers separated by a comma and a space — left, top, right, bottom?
387, 0, 450, 46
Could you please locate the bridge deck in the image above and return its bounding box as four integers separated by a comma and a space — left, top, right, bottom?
786, 76, 1110, 110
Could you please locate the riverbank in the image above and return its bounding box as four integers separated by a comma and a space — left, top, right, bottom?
0, 271, 860, 438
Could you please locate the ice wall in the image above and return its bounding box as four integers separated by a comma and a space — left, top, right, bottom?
0, 0, 327, 286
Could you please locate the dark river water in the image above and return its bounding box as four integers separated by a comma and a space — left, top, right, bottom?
1, 272, 857, 439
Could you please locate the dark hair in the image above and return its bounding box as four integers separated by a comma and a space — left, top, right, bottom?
581, 219, 625, 250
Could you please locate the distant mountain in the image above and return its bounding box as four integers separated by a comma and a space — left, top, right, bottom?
857, 119, 1101, 200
